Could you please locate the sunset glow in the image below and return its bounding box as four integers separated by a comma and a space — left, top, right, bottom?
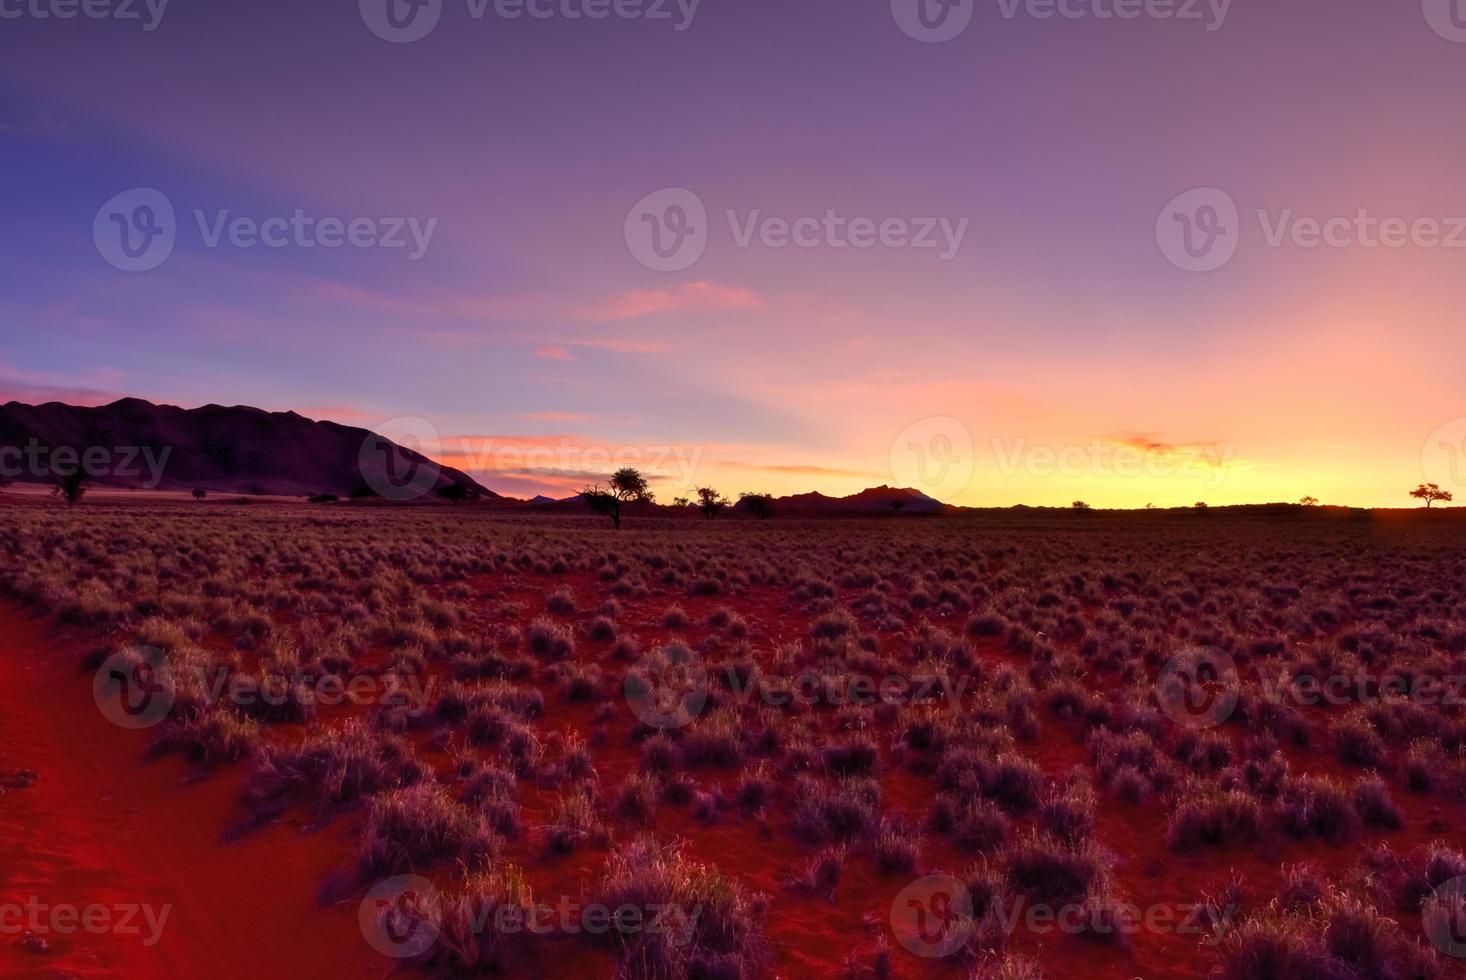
4, 1, 1465, 507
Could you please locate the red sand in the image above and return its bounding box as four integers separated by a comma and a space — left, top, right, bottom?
0, 605, 375, 979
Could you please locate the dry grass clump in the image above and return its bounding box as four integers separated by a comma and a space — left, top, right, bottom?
590, 836, 769, 980
357, 783, 498, 877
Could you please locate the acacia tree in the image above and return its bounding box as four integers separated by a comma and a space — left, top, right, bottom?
1411, 483, 1454, 509
581, 467, 654, 530
739, 492, 774, 519
52, 471, 87, 505
1072, 500, 1092, 511
695, 486, 730, 521
1299, 495, 1319, 506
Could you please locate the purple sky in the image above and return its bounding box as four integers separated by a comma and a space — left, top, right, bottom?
3, 0, 1466, 505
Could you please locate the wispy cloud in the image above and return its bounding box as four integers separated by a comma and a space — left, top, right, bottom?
578, 282, 764, 322
721, 460, 884, 479
519, 411, 592, 422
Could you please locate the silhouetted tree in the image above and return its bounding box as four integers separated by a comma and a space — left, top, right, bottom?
696, 486, 730, 520
1411, 483, 1453, 509
739, 492, 774, 519
582, 467, 655, 530
52, 471, 87, 505
437, 482, 472, 503
1072, 500, 1092, 511
192, 488, 208, 500
1194, 501, 1209, 511
673, 496, 691, 508
1299, 495, 1319, 506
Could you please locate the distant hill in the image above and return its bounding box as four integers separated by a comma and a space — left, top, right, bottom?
0, 398, 496, 500
740, 485, 947, 516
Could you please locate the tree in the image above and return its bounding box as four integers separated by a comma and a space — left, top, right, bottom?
192, 488, 208, 501
1072, 500, 1092, 511
1299, 496, 1319, 507
695, 487, 729, 520
1194, 501, 1209, 511
581, 467, 655, 530
436, 482, 472, 503
1411, 483, 1454, 509
672, 496, 691, 508
739, 492, 774, 519
52, 471, 87, 505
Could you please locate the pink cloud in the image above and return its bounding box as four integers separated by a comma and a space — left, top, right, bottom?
519, 411, 591, 422
581, 282, 765, 322
534, 346, 576, 361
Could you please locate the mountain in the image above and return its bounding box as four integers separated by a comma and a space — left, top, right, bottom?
738, 485, 947, 516
0, 398, 497, 500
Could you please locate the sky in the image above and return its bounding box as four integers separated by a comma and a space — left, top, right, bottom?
2, 0, 1466, 507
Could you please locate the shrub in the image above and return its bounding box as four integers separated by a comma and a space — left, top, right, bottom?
1277, 776, 1361, 845
526, 616, 575, 660
358, 784, 497, 877
590, 836, 769, 980
1165, 791, 1262, 850
244, 720, 426, 820
790, 776, 881, 845
1004, 833, 1108, 907
409, 867, 535, 975
787, 847, 845, 900
1352, 774, 1404, 830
